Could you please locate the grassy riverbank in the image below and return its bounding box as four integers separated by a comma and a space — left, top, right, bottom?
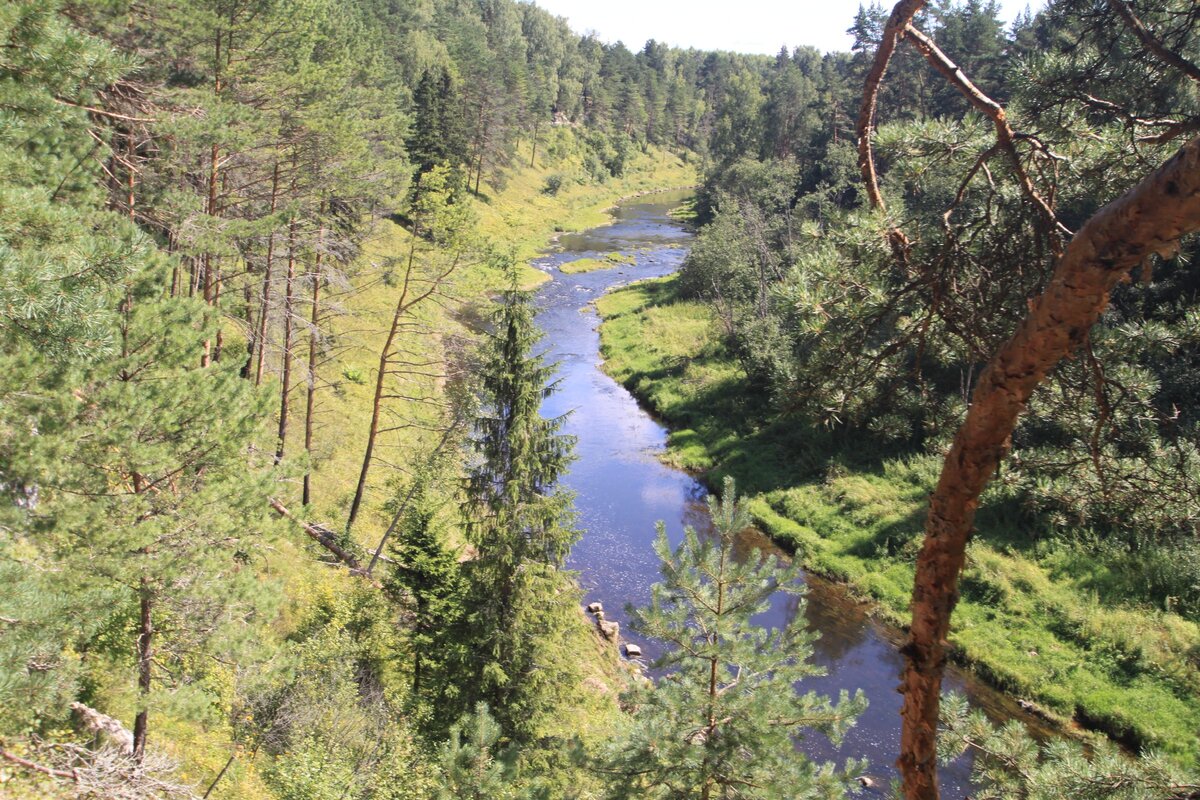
309, 134, 696, 545
597, 273, 1200, 766
294, 137, 696, 734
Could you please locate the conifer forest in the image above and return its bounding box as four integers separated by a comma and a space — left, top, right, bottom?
4, 0, 1200, 797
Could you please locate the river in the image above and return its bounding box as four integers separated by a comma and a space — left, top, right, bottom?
532, 189, 1046, 795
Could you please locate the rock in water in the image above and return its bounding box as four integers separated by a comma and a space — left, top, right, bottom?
586, 601, 603, 614
624, 643, 642, 658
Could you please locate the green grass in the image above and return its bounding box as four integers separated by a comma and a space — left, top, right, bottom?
96, 134, 695, 799
667, 195, 700, 223
471, 129, 696, 270
597, 275, 1200, 766
561, 252, 637, 274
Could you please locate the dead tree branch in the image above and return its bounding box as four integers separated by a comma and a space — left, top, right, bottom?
268, 498, 368, 575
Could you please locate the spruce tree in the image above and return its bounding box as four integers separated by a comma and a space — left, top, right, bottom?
465, 267, 576, 572
383, 470, 465, 703
409, 67, 469, 178
600, 479, 867, 800
460, 265, 578, 737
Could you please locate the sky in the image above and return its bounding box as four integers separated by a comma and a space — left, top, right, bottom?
527, 0, 1047, 56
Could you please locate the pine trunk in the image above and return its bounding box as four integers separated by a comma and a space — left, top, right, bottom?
275, 220, 297, 463
132, 577, 153, 762
302, 226, 324, 507
898, 137, 1200, 800
252, 161, 282, 385
200, 32, 223, 368
530, 117, 539, 167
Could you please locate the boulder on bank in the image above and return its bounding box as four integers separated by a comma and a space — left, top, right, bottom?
586, 602, 603, 614
623, 643, 642, 658
598, 618, 620, 641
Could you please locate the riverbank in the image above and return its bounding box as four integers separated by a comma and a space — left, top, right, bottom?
294, 142, 697, 749
309, 138, 696, 544
596, 273, 1200, 766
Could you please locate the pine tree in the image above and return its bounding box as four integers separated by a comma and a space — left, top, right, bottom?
600, 478, 867, 800
939, 693, 1198, 800
0, 0, 133, 360
436, 703, 519, 800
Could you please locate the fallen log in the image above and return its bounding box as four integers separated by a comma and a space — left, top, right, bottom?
268, 498, 366, 574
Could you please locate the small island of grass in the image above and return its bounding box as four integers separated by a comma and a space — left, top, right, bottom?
560, 251, 637, 274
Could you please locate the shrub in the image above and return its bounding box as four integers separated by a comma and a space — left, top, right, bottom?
541, 173, 565, 196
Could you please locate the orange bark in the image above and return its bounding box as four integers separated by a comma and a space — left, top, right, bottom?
898, 136, 1200, 800
856, 0, 928, 212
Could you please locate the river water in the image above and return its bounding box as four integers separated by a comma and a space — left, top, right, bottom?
532, 189, 1044, 795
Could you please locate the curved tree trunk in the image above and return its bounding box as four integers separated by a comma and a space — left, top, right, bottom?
898, 136, 1200, 800
855, 0, 927, 212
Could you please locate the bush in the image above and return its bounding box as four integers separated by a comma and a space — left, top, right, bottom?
541, 173, 565, 196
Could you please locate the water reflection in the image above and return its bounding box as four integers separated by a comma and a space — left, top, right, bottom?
533, 190, 1051, 795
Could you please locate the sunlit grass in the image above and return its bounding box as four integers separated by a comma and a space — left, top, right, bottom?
596, 273, 1200, 766
560, 252, 636, 274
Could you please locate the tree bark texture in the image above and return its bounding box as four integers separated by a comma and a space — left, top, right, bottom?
898, 136, 1200, 800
